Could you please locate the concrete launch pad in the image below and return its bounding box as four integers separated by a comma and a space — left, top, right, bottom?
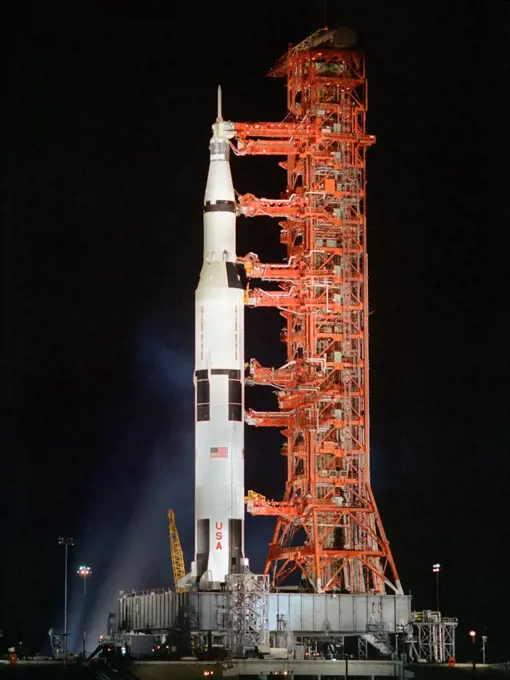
2, 661, 509, 680
130, 658, 413, 678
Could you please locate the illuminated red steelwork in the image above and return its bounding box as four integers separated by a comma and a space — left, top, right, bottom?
233, 32, 402, 595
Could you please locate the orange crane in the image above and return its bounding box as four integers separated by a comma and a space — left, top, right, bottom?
167, 509, 186, 593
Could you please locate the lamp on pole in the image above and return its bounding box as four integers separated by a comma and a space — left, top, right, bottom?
58, 537, 74, 665
432, 563, 441, 612
77, 566, 92, 659
469, 630, 476, 675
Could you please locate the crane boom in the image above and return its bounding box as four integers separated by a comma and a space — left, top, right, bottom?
168, 509, 186, 593
268, 27, 332, 77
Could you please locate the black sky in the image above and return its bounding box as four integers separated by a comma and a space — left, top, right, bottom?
2, 0, 508, 661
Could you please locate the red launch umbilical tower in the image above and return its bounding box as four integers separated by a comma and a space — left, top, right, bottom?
232, 27, 402, 595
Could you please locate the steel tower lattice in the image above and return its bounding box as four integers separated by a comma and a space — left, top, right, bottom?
232, 29, 403, 594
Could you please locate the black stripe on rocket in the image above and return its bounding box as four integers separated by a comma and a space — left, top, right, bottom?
195, 369, 242, 422
226, 262, 243, 289
204, 200, 236, 213
196, 370, 210, 422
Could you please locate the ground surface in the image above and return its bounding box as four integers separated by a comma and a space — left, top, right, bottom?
0, 661, 508, 679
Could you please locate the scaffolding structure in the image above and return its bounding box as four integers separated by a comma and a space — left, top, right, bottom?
409, 611, 458, 664
226, 573, 269, 655
233, 28, 402, 595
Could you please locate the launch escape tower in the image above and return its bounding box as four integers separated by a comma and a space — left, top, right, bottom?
232, 27, 402, 595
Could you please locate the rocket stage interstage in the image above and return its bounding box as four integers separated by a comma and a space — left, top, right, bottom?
118, 590, 411, 636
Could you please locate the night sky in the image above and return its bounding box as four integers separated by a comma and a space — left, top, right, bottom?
2, 0, 508, 662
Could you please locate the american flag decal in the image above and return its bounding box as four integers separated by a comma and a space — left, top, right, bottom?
210, 446, 228, 458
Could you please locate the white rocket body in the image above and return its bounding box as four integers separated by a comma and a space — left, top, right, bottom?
188, 90, 248, 590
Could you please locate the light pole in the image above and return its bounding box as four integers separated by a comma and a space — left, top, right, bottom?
432, 563, 441, 612
343, 652, 353, 679
77, 566, 92, 659
469, 630, 476, 675
482, 636, 487, 664
58, 537, 74, 664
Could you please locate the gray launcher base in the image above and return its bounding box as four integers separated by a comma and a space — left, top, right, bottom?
118, 590, 411, 635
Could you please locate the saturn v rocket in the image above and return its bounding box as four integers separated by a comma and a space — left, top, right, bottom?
187, 88, 249, 590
